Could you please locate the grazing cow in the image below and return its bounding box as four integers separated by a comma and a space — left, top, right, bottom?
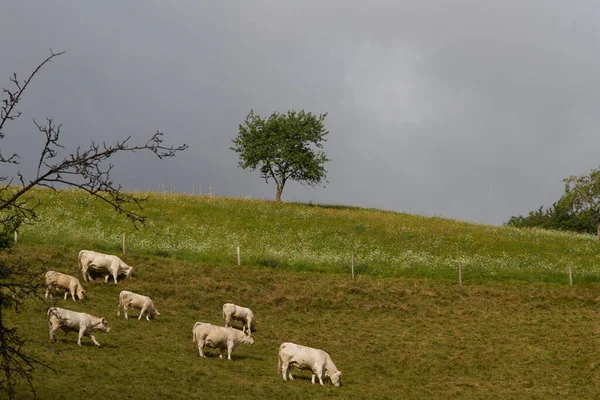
78, 250, 133, 284
192, 322, 254, 360
222, 303, 256, 334
117, 290, 160, 321
278, 342, 342, 387
47, 307, 110, 347
45, 271, 86, 302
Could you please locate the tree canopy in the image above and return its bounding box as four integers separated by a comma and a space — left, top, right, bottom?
506, 167, 600, 237
231, 109, 330, 201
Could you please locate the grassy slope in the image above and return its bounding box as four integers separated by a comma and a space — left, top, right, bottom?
3, 189, 600, 399
16, 189, 600, 282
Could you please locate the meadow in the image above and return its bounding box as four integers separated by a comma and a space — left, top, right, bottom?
3, 189, 600, 399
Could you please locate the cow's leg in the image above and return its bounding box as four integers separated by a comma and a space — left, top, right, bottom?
63, 291, 69, 300
112, 271, 119, 284
104, 274, 110, 284
124, 305, 129, 320
311, 374, 316, 384
77, 328, 85, 346
89, 334, 101, 347
49, 323, 60, 342
139, 305, 148, 321
224, 316, 232, 327
315, 369, 324, 385
281, 362, 291, 381
197, 340, 205, 357
69, 288, 77, 301
45, 286, 50, 299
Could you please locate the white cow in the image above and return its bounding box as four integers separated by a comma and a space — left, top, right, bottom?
192, 322, 255, 360
222, 303, 256, 334
47, 307, 110, 347
117, 290, 160, 321
78, 250, 133, 284
45, 271, 86, 301
278, 342, 342, 386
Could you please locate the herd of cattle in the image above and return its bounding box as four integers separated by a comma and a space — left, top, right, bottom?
43, 249, 343, 387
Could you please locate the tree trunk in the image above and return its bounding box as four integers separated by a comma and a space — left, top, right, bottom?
276, 186, 283, 202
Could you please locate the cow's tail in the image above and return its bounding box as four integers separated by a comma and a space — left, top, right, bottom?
47, 307, 58, 324
117, 290, 125, 316
192, 322, 201, 344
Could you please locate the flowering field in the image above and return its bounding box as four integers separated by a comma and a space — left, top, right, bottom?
17, 188, 600, 282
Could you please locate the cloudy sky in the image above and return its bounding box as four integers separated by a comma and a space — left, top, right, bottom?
2, 1, 600, 225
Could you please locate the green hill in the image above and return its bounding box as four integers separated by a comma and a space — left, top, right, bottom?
16, 188, 600, 282
3, 189, 600, 399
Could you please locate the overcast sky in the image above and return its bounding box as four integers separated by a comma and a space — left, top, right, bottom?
2, 1, 600, 225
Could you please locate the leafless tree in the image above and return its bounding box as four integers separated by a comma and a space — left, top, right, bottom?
0, 50, 187, 398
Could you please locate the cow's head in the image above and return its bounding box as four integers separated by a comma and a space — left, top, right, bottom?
328, 371, 342, 387
77, 288, 86, 301
242, 331, 255, 345
149, 308, 160, 320
97, 317, 110, 333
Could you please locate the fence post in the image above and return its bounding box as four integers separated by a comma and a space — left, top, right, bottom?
458, 262, 463, 286
351, 255, 355, 279
237, 246, 241, 266
568, 266, 573, 286
122, 232, 126, 254
14, 231, 17, 244
209, 184, 213, 200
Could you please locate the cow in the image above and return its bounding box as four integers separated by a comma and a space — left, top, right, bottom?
222, 303, 256, 334
47, 307, 110, 347
78, 250, 133, 284
45, 271, 86, 302
192, 322, 254, 360
278, 342, 342, 387
117, 290, 160, 321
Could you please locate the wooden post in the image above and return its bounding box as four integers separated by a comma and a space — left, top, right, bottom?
192, 184, 195, 196
209, 184, 213, 200
237, 246, 241, 266
458, 262, 463, 286
351, 255, 355, 279
122, 232, 126, 254
568, 266, 573, 286
199, 184, 203, 196
14, 231, 17, 244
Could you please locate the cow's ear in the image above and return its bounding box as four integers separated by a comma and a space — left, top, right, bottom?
101, 317, 107, 324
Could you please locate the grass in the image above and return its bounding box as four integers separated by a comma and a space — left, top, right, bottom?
12, 188, 600, 283
2, 189, 600, 398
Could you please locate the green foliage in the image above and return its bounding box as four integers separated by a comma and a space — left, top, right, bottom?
231, 109, 330, 201
507, 167, 600, 234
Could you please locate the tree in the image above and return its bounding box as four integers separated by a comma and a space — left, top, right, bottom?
505, 167, 600, 237
0, 51, 187, 398
231, 109, 330, 202
560, 167, 600, 240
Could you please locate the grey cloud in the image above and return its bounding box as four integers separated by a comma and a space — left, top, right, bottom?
2, 0, 600, 224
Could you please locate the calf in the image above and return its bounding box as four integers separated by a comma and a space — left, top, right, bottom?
222, 303, 256, 334
192, 322, 254, 360
45, 271, 86, 302
278, 342, 342, 386
117, 290, 160, 321
47, 307, 110, 347
78, 250, 133, 284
